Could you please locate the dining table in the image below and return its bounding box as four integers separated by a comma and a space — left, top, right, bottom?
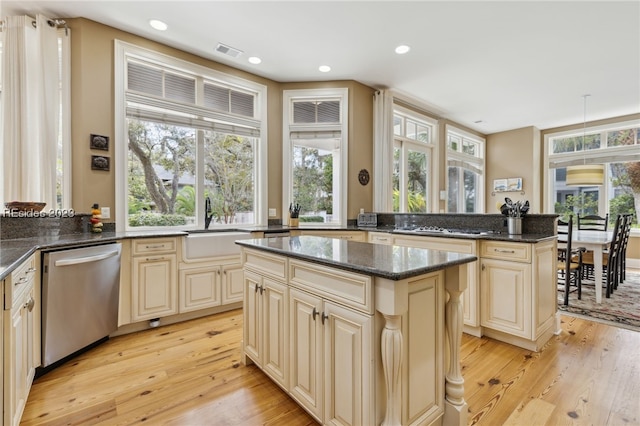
558, 227, 613, 304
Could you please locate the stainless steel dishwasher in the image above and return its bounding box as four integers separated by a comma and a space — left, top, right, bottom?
41, 242, 122, 368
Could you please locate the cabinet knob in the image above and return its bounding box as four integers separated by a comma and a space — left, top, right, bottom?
312, 307, 319, 320
321, 312, 329, 325
24, 297, 35, 312
259, 285, 264, 295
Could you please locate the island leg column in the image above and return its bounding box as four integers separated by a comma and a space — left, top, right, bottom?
375, 277, 408, 426
381, 314, 402, 426
444, 264, 468, 426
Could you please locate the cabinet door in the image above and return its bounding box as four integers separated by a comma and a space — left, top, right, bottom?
4, 287, 35, 426
221, 263, 244, 305
480, 259, 532, 338
243, 270, 262, 365
289, 288, 323, 422
179, 266, 220, 313
261, 278, 288, 389
323, 301, 372, 426
132, 255, 177, 321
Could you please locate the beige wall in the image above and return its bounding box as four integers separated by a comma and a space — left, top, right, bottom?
67, 18, 375, 224
486, 126, 541, 213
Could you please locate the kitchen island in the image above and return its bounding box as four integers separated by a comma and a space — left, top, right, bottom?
236, 236, 477, 426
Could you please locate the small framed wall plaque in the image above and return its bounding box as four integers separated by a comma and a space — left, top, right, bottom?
90, 134, 109, 151
91, 155, 110, 171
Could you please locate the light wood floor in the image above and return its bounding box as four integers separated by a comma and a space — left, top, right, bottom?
22, 309, 640, 426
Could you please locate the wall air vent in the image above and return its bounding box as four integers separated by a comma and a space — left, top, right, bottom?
215, 43, 243, 58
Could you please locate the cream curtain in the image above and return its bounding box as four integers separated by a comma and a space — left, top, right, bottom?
1, 14, 59, 209
373, 90, 394, 211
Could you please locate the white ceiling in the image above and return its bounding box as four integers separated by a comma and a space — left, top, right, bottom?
3, 1, 639, 134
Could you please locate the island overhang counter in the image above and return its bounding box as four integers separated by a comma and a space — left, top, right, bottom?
236, 235, 477, 426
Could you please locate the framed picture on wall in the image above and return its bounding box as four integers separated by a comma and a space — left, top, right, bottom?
90, 134, 109, 151
91, 155, 110, 171
507, 177, 523, 191
493, 179, 507, 192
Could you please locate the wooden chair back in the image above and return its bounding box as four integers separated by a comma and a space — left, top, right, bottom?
577, 213, 609, 231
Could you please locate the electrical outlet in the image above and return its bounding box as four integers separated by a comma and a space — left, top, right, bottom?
101, 207, 110, 219
268, 208, 276, 217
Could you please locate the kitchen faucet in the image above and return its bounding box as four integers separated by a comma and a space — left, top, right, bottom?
204, 196, 213, 229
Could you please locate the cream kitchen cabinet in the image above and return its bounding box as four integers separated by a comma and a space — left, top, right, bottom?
390, 234, 481, 334
179, 260, 244, 312
288, 286, 373, 425
287, 258, 374, 425
131, 238, 178, 321
479, 239, 556, 351
3, 252, 39, 426
242, 253, 289, 390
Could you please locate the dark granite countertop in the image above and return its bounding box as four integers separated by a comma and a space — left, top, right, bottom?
0, 230, 187, 281
236, 236, 477, 281
0, 223, 555, 281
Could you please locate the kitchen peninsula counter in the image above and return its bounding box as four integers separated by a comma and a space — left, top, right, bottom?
237, 236, 476, 426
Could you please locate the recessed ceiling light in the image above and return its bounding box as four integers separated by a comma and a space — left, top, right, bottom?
149, 19, 168, 31
319, 65, 331, 73
395, 45, 410, 54
248, 56, 262, 65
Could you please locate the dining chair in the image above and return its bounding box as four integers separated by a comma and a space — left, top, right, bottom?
557, 215, 584, 306
577, 213, 609, 279
617, 214, 633, 284
577, 213, 609, 231
581, 214, 624, 298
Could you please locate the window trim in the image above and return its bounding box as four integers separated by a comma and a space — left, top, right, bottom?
114, 40, 268, 232
544, 118, 640, 219
445, 125, 485, 213
282, 88, 348, 227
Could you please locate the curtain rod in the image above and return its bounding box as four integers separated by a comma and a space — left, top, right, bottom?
0, 17, 68, 35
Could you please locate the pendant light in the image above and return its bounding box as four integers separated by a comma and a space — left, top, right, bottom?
566, 94, 604, 186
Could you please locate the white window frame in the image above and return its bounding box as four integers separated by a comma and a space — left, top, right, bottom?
392, 105, 438, 213
282, 88, 348, 227
445, 125, 485, 213
544, 118, 640, 223
114, 40, 268, 232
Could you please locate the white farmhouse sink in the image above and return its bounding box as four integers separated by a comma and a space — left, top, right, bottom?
184, 232, 253, 260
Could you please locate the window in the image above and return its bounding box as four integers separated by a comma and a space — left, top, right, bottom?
283, 89, 348, 226
546, 120, 640, 228
446, 126, 485, 213
115, 41, 267, 231
392, 107, 437, 212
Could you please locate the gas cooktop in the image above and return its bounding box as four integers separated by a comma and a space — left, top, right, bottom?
393, 226, 495, 236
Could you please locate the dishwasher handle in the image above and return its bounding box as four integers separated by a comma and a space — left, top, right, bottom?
54, 250, 120, 267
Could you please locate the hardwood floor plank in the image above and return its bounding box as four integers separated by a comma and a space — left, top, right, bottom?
23, 310, 640, 426
502, 398, 555, 426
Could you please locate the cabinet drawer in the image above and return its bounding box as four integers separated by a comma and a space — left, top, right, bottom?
480, 241, 531, 263
289, 259, 372, 314
368, 232, 393, 245
133, 238, 177, 255
299, 230, 365, 241
242, 249, 287, 280
5, 253, 37, 308
393, 235, 476, 254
